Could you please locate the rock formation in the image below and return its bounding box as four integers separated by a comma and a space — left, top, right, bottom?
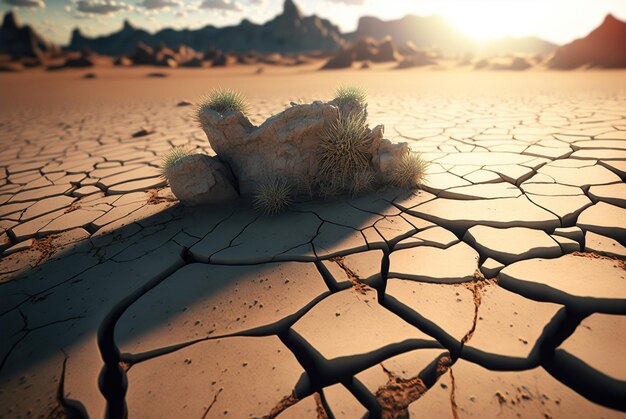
166, 154, 238, 205
0, 12, 59, 59
548, 14, 626, 69
396, 51, 436, 69
322, 37, 406, 69
194, 100, 408, 196
490, 56, 532, 71
322, 48, 354, 69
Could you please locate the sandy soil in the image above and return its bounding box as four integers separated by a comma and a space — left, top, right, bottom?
0, 67, 625, 418
2, 65, 626, 109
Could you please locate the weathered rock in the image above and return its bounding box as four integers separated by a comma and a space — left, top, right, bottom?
197, 101, 407, 195
113, 56, 132, 66
396, 51, 436, 68
491, 56, 532, 71
371, 132, 410, 183
166, 154, 238, 205
352, 37, 377, 60
212, 51, 237, 67
130, 42, 156, 65
321, 48, 354, 69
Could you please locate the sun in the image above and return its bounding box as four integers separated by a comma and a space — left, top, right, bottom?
443, 1, 538, 40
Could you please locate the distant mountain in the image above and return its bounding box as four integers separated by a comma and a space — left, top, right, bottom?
69, 0, 345, 56
548, 14, 626, 69
347, 14, 557, 56
479, 36, 557, 56
348, 15, 472, 54
0, 11, 59, 58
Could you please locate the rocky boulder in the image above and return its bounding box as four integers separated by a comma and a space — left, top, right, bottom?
373, 38, 399, 62
212, 51, 237, 67
396, 51, 436, 68
130, 42, 156, 65
114, 56, 133, 66
197, 100, 408, 195
166, 154, 239, 206
322, 48, 354, 69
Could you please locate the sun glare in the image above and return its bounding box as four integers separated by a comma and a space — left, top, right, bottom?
444, 1, 539, 40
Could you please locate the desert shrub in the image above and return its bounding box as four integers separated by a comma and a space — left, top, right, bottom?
318, 111, 373, 187
390, 152, 428, 190
333, 85, 367, 107
349, 170, 376, 196
196, 88, 249, 118
253, 176, 294, 215
160, 146, 193, 180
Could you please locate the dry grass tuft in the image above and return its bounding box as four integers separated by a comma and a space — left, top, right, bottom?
390, 152, 428, 190
253, 176, 294, 215
160, 146, 193, 180
349, 170, 376, 196
196, 88, 249, 121
318, 111, 373, 187
333, 85, 367, 107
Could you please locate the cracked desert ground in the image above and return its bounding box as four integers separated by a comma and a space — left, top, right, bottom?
1, 66, 625, 418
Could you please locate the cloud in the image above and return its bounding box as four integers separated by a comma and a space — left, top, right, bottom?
3, 0, 45, 8
200, 0, 241, 11
75, 0, 130, 15
138, 0, 180, 10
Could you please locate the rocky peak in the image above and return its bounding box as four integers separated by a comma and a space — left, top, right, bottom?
2, 11, 19, 32
588, 13, 626, 41
122, 19, 135, 32
602, 13, 619, 25
282, 0, 303, 21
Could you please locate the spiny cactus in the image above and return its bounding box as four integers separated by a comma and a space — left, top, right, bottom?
318, 111, 373, 185
333, 85, 367, 107
349, 170, 376, 196
252, 176, 294, 216
390, 152, 428, 190
160, 146, 194, 180
196, 88, 249, 120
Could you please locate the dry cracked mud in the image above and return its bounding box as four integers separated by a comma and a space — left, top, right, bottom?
0, 68, 625, 418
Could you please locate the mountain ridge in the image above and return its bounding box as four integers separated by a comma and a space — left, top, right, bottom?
548, 13, 626, 69
7, 2, 626, 63
69, 0, 345, 55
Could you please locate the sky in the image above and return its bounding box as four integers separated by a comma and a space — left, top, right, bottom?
2, 0, 626, 46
